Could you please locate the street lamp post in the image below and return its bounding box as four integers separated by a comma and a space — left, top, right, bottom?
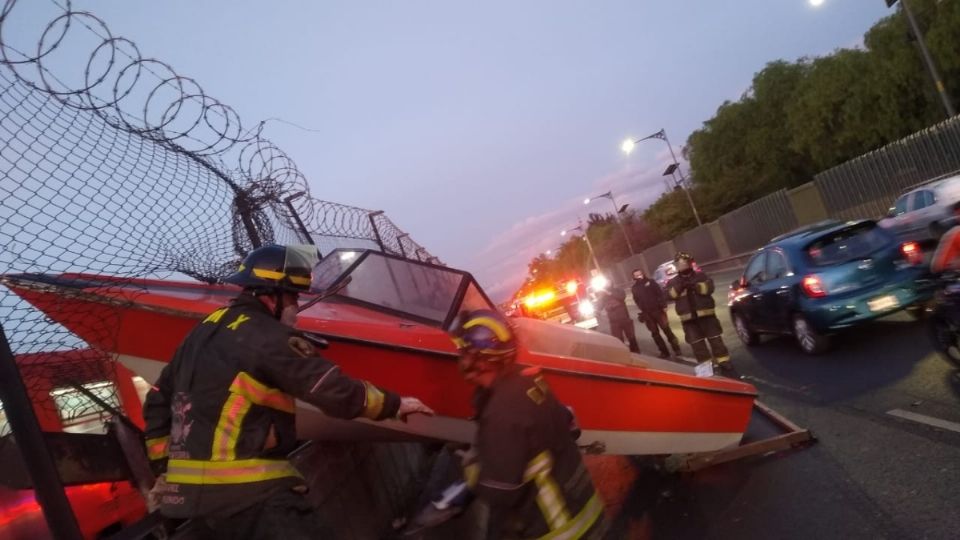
887, 0, 955, 118
622, 129, 703, 226
584, 190, 635, 255
561, 223, 601, 273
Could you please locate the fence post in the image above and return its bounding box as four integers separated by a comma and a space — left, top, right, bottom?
368, 211, 387, 253
0, 326, 83, 540
283, 192, 316, 247
396, 233, 409, 258
235, 192, 262, 249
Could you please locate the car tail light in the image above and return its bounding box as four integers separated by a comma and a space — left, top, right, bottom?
801, 275, 827, 298
901, 241, 923, 266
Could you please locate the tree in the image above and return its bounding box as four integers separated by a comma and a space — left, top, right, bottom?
642, 0, 960, 241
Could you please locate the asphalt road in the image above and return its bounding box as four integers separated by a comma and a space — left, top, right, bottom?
594, 270, 960, 539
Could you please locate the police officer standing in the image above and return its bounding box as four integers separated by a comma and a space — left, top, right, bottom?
142, 245, 433, 538
597, 286, 640, 353
665, 252, 731, 369
631, 268, 682, 359
449, 310, 606, 540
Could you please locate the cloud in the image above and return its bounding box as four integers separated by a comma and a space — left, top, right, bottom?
470, 156, 686, 302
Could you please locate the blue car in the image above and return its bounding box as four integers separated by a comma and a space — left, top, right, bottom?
728, 220, 933, 354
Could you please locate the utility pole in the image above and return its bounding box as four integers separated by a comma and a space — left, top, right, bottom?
888, 0, 956, 118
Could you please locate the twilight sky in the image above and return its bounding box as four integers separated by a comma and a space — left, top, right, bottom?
14, 1, 892, 300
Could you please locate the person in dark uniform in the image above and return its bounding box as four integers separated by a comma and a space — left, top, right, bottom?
631, 268, 682, 359
449, 309, 607, 540
665, 252, 731, 369
597, 286, 640, 353
142, 244, 433, 538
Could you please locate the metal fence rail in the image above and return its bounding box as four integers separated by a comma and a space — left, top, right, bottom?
718, 189, 798, 255
641, 240, 675, 271
815, 116, 960, 220
674, 225, 719, 263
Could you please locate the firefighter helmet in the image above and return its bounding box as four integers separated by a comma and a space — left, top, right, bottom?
449, 309, 517, 358
674, 251, 694, 264
674, 251, 695, 273
224, 244, 314, 294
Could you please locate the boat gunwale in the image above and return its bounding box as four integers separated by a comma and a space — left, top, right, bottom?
2, 274, 758, 399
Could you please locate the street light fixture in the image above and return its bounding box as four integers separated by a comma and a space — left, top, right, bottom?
621, 129, 702, 226
584, 190, 635, 255
561, 223, 601, 272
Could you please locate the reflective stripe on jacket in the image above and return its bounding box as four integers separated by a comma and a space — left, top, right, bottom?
142, 293, 400, 518
473, 368, 606, 539
667, 271, 716, 322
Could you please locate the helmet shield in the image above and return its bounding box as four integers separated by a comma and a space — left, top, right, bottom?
225, 244, 318, 293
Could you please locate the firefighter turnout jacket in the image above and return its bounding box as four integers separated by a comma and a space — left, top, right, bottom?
471, 367, 605, 540
142, 293, 401, 518
666, 271, 716, 322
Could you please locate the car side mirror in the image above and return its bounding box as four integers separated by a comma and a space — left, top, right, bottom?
886, 207, 896, 218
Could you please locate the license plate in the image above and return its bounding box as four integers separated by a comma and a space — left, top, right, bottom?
868, 294, 899, 312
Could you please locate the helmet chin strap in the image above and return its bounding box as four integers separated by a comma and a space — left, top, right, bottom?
253, 289, 285, 320
272, 291, 284, 320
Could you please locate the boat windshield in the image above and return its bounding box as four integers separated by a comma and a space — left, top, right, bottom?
310, 249, 495, 328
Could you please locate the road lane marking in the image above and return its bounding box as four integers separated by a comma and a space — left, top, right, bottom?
886, 409, 960, 435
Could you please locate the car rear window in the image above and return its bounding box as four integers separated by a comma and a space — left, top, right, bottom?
805, 222, 891, 266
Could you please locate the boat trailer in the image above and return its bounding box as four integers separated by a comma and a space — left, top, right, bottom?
665, 400, 816, 473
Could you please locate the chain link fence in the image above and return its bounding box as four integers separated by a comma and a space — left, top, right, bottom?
0, 0, 437, 452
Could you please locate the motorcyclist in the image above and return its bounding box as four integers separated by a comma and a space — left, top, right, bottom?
665, 252, 731, 369
631, 268, 682, 359
142, 245, 434, 537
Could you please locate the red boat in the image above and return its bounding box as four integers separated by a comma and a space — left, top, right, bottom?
2, 249, 757, 455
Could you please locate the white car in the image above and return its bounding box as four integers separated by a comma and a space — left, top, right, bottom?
879, 174, 960, 242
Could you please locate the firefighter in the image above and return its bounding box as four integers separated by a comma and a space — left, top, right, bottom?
665, 252, 731, 369
142, 244, 433, 537
449, 309, 607, 540
631, 268, 682, 359
596, 285, 640, 353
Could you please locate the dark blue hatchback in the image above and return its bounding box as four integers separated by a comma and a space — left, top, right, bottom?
728, 220, 933, 354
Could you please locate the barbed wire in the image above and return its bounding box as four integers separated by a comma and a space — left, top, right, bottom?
0, 0, 439, 438
0, 0, 439, 262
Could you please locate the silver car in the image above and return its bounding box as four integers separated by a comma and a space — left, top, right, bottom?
653, 261, 677, 289
879, 174, 960, 242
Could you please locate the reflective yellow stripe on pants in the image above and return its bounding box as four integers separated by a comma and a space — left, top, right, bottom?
166, 458, 302, 485
524, 451, 571, 531
538, 494, 604, 540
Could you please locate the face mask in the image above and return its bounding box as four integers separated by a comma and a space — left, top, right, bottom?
676, 259, 691, 272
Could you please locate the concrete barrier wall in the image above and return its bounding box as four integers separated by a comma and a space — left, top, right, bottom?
787, 182, 829, 226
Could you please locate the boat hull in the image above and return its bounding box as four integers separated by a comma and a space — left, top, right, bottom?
4, 274, 758, 455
